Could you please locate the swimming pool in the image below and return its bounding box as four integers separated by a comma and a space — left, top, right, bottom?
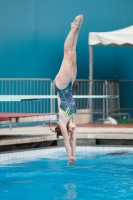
0, 147, 133, 200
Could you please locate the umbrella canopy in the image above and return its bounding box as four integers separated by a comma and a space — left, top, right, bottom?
88, 25, 133, 123
89, 25, 133, 46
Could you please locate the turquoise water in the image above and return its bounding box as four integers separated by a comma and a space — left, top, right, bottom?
0, 151, 133, 199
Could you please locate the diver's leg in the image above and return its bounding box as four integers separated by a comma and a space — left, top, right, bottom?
71, 14, 83, 53
71, 15, 83, 83
56, 15, 83, 88
64, 15, 83, 54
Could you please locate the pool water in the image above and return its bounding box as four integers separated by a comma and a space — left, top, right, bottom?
0, 151, 133, 200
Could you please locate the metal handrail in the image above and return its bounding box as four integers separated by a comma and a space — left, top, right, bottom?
0, 78, 53, 113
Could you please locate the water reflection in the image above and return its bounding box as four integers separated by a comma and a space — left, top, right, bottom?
63, 183, 77, 199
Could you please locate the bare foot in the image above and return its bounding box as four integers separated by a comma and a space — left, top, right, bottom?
79, 14, 83, 28
68, 156, 77, 166
71, 15, 83, 29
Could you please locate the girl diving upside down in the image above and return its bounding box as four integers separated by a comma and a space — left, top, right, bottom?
51, 15, 83, 166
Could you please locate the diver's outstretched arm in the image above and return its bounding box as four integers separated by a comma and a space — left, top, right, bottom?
58, 118, 71, 159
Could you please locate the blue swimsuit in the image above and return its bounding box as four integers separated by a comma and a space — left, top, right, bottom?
55, 81, 76, 117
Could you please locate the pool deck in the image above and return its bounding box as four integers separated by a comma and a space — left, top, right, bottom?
0, 124, 133, 152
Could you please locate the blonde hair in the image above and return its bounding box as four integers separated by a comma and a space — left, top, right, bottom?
49, 120, 70, 139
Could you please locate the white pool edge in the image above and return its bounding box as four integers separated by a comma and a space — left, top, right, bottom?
0, 146, 133, 165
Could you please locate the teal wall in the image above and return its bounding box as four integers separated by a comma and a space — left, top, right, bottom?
0, 0, 133, 80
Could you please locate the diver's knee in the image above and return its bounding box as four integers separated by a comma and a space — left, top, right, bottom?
64, 49, 73, 57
